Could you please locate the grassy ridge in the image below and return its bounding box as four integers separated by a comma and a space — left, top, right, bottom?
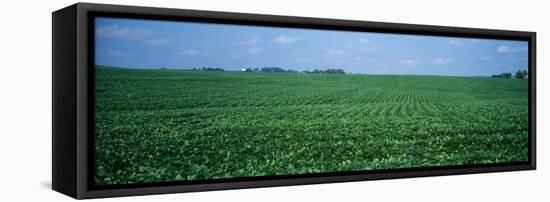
94, 66, 529, 185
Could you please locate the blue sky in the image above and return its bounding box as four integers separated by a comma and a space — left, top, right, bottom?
95, 17, 528, 76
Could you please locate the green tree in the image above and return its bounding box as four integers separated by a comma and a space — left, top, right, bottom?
501, 72, 512, 79
515, 69, 528, 79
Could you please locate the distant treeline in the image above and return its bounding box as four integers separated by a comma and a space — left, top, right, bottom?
191, 67, 225, 71
304, 69, 346, 74
242, 67, 299, 73
242, 67, 346, 74
171, 66, 346, 74
492, 69, 528, 79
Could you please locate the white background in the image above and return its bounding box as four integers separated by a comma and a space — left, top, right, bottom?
0, 0, 547, 201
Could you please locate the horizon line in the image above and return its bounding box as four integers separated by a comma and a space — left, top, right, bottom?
96, 65, 529, 78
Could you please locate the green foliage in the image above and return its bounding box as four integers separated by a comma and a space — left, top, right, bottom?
242, 67, 299, 73
304, 68, 346, 74
515, 69, 528, 79
192, 67, 225, 71
94, 66, 529, 185
492, 72, 513, 79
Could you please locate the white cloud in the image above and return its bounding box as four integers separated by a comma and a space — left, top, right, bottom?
399, 59, 417, 65
496, 45, 526, 53
327, 49, 348, 57
343, 38, 375, 52
497, 45, 513, 53
230, 46, 264, 59
448, 39, 463, 46
146, 38, 169, 46
432, 58, 453, 65
95, 24, 153, 39
359, 38, 370, 43
275, 35, 300, 44
179, 49, 207, 57
247, 47, 264, 54
107, 49, 126, 57
236, 38, 260, 46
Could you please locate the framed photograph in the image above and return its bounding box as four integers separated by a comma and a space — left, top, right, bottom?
52, 3, 536, 199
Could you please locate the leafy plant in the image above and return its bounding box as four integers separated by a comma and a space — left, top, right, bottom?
94, 66, 529, 185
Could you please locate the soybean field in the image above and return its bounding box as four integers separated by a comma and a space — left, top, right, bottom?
94, 66, 529, 185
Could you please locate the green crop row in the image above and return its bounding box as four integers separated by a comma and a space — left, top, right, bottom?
94, 66, 529, 185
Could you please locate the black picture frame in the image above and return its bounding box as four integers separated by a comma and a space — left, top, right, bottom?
52, 2, 536, 199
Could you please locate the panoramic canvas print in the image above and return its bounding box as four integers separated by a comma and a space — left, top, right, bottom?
94, 17, 529, 186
